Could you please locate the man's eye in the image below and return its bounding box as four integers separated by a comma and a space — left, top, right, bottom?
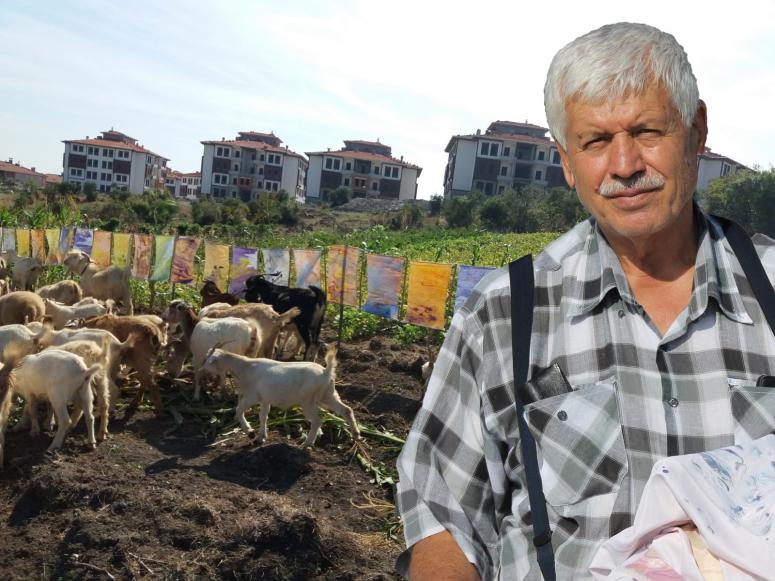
584, 137, 606, 148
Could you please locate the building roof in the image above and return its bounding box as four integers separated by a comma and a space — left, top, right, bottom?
445, 132, 555, 152
0, 160, 44, 177
101, 129, 137, 143
306, 148, 422, 173
201, 139, 307, 161
343, 139, 390, 149
181, 171, 201, 177
63, 138, 168, 160
699, 147, 749, 169
44, 174, 63, 184
488, 120, 549, 132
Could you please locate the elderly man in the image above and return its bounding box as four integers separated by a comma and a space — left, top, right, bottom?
396, 22, 775, 580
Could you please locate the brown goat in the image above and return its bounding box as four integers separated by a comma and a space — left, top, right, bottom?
81, 314, 164, 416
0, 291, 45, 325
200, 280, 239, 309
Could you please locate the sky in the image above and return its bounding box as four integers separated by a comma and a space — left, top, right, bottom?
2, 0, 775, 199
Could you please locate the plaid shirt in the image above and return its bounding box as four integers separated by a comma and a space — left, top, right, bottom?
396, 210, 775, 580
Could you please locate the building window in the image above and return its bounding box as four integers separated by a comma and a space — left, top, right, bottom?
371, 181, 378, 190
552, 151, 560, 164
345, 162, 352, 171
354, 177, 367, 189
474, 181, 484, 191
87, 146, 95, 155
69, 168, 83, 177
500, 166, 508, 176
373, 166, 379, 174
479, 141, 500, 157
145, 179, 150, 187
538, 151, 545, 161
503, 147, 510, 157
99, 184, 106, 192
235, 150, 240, 158
325, 157, 341, 170
72, 144, 84, 153
117, 150, 129, 159
259, 167, 264, 175
101, 160, 112, 169
498, 185, 505, 194
344, 178, 350, 186
535, 170, 543, 180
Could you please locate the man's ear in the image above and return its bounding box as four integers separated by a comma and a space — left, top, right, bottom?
692, 99, 708, 155
556, 143, 576, 189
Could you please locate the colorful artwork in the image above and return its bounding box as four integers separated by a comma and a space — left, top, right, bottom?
131, 233, 153, 279
455, 265, 495, 311
150, 235, 175, 283
405, 261, 453, 330
45, 228, 60, 264
112, 233, 131, 268
91, 231, 112, 268
171, 237, 201, 284
327, 245, 362, 307
363, 254, 405, 319
1, 229, 14, 254
261, 248, 290, 286
228, 246, 258, 296
73, 228, 94, 255
294, 249, 322, 288
30, 229, 46, 264
58, 227, 73, 262
204, 243, 230, 291
16, 229, 30, 258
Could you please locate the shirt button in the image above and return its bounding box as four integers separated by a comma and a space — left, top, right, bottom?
557, 410, 568, 421
667, 397, 679, 408
617, 309, 625, 318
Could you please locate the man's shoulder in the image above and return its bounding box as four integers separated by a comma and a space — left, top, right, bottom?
752, 233, 775, 285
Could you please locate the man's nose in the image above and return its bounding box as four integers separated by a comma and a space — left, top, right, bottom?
608, 134, 646, 180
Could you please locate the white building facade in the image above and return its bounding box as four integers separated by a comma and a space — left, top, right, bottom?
165, 170, 201, 199
444, 120, 566, 197
200, 132, 307, 202
696, 148, 750, 191
62, 130, 168, 195
305, 140, 421, 203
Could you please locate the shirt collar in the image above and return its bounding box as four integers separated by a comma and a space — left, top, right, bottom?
564, 206, 753, 324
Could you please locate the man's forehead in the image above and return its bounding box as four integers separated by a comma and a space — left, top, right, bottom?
564, 85, 679, 129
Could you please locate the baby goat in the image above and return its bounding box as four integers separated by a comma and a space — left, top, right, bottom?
202, 346, 360, 448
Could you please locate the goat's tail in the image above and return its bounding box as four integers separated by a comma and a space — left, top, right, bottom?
116, 333, 138, 358
279, 306, 301, 327
324, 346, 337, 384
32, 317, 55, 351
0, 341, 31, 402
247, 324, 259, 357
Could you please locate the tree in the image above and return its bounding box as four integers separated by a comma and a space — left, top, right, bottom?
429, 195, 443, 216
443, 190, 483, 228
329, 186, 352, 208
83, 181, 97, 202
698, 169, 775, 237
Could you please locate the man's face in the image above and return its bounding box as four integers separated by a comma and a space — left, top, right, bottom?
557, 84, 707, 246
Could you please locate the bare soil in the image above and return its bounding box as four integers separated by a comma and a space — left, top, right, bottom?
0, 325, 428, 580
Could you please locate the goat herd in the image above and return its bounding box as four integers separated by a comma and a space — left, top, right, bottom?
0, 248, 360, 471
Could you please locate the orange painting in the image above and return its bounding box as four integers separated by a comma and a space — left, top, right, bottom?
326, 245, 361, 307
405, 261, 453, 330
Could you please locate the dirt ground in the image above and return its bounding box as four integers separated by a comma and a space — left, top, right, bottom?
0, 325, 429, 580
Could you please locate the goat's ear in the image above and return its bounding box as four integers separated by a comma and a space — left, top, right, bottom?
151, 335, 160, 348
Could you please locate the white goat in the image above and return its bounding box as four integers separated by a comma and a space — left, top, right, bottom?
43, 298, 110, 330
43, 336, 112, 442
11, 257, 44, 291
37, 280, 83, 305
0, 345, 101, 458
198, 302, 233, 317
202, 347, 360, 448
0, 324, 45, 356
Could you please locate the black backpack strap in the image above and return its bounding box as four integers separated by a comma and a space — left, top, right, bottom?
509, 255, 556, 580
714, 216, 775, 335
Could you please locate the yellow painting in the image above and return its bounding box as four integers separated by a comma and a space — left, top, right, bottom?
326, 245, 361, 307
132, 233, 153, 279
15, 229, 30, 258
112, 233, 131, 268
91, 231, 112, 268
45, 228, 60, 264
204, 243, 230, 291
30, 229, 46, 264
405, 261, 453, 330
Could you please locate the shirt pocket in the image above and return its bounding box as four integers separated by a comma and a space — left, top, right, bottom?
522, 380, 628, 507
728, 378, 775, 442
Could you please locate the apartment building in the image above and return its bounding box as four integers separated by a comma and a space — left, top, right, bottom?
62, 129, 168, 194
165, 170, 201, 199
200, 131, 307, 202
443, 120, 567, 197
697, 147, 750, 191
0, 158, 47, 187
305, 140, 421, 202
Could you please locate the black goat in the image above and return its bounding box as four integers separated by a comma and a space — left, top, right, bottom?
244, 274, 327, 361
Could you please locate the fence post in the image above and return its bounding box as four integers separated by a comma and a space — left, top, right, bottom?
336, 246, 348, 350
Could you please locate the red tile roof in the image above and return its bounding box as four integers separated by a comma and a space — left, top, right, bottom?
0, 161, 44, 177
201, 140, 306, 161
305, 149, 422, 173
44, 174, 63, 184
488, 120, 549, 132
63, 138, 168, 160
343, 139, 390, 149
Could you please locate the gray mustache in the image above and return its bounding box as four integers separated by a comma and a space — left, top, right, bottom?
599, 173, 665, 197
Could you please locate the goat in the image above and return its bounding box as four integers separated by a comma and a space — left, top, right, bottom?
37, 280, 83, 305
198, 302, 233, 317
0, 343, 101, 461
0, 323, 46, 356
199, 302, 300, 358
0, 291, 45, 325
202, 346, 359, 448
63, 250, 133, 315
41, 336, 112, 442
81, 314, 163, 415
200, 280, 239, 308
44, 298, 111, 330
161, 300, 258, 400
244, 274, 327, 361
11, 257, 44, 291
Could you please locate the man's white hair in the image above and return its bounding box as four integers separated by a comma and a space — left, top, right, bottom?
544, 22, 699, 149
